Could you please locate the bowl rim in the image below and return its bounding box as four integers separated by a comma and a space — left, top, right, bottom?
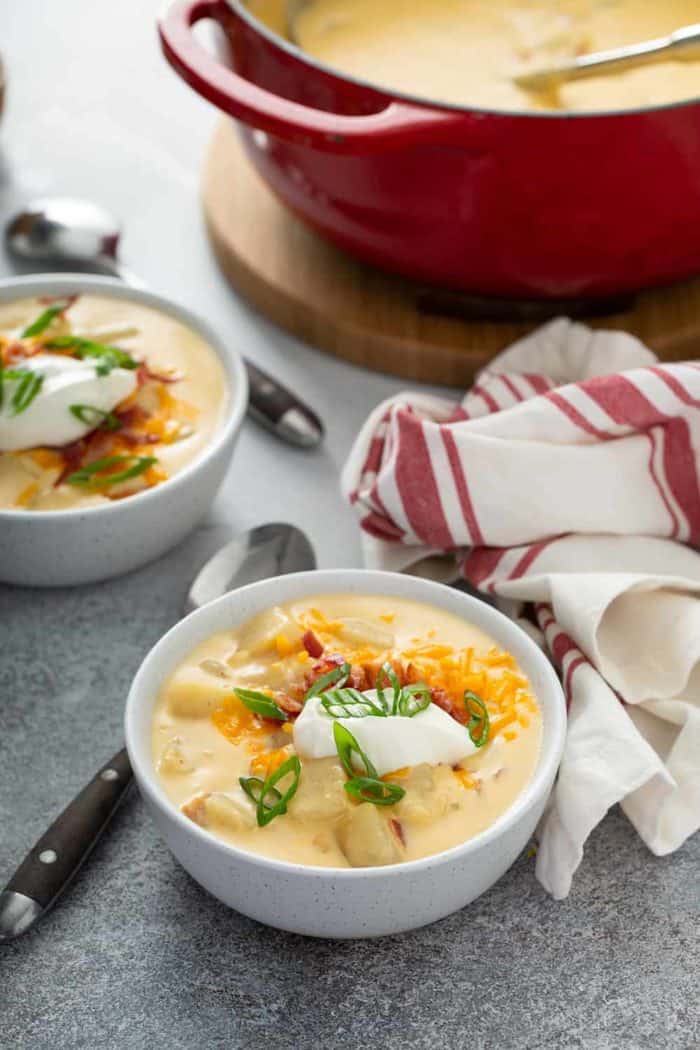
228, 0, 700, 122
0, 273, 248, 520
125, 568, 567, 880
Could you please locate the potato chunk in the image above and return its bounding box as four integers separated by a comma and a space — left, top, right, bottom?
231, 658, 302, 692
183, 792, 255, 832
164, 664, 234, 718
288, 758, 350, 822
158, 736, 196, 775
337, 617, 395, 650
394, 763, 463, 826
205, 792, 256, 832
236, 606, 302, 657
337, 804, 403, 867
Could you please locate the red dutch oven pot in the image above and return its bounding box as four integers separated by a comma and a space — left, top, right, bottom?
159, 0, 700, 299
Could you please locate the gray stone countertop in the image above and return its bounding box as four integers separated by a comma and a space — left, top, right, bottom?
1, 3, 698, 1047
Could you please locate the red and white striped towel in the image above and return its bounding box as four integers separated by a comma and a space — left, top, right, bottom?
342, 318, 700, 898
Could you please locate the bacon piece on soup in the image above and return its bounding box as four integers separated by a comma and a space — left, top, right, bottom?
273, 691, 303, 716
302, 629, 324, 658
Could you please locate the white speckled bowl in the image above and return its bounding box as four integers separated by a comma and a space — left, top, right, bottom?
125, 570, 566, 938
0, 275, 247, 586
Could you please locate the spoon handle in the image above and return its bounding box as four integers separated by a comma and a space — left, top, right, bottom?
0, 748, 133, 941
245, 359, 324, 448
516, 22, 700, 89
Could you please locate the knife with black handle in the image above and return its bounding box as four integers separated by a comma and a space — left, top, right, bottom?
0, 748, 133, 941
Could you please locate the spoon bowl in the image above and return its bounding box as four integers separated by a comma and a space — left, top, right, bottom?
186, 522, 316, 613
5, 197, 128, 277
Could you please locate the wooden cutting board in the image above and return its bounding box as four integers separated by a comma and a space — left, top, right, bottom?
202, 119, 700, 386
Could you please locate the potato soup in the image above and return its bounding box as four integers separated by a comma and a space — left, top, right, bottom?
0, 295, 228, 510
152, 594, 543, 868
248, 0, 700, 113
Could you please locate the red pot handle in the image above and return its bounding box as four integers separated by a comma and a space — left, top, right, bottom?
158, 0, 467, 154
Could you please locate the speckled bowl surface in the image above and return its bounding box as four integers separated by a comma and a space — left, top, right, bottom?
0, 274, 247, 586
125, 570, 566, 938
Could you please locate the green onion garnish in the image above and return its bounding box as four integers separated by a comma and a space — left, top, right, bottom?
344, 775, 405, 806
376, 661, 402, 714
233, 687, 288, 722
65, 454, 156, 489
320, 687, 387, 719
21, 299, 71, 338
397, 683, 432, 718
240, 755, 301, 827
7, 370, 44, 415
69, 404, 122, 431
46, 336, 138, 376
239, 776, 282, 809
316, 672, 431, 721
333, 721, 377, 779
0, 365, 29, 410
465, 690, 490, 748
304, 661, 350, 700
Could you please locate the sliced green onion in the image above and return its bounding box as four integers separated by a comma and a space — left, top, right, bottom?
238, 776, 281, 808
397, 683, 432, 718
69, 404, 121, 431
233, 687, 288, 722
65, 454, 156, 489
255, 756, 301, 827
464, 690, 490, 748
376, 662, 401, 715
304, 661, 350, 701
21, 299, 71, 338
47, 336, 137, 376
10, 371, 44, 415
344, 775, 405, 807
320, 687, 387, 719
333, 721, 377, 779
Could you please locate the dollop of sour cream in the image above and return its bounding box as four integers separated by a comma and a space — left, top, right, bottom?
0, 354, 137, 452
294, 692, 477, 776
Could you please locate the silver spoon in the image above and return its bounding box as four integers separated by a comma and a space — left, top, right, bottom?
514, 21, 700, 92
0, 522, 316, 942
5, 198, 324, 449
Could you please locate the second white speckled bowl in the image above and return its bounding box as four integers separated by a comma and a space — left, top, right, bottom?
0, 275, 248, 586
125, 570, 566, 938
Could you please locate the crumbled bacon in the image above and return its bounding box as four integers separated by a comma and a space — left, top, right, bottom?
390, 818, 406, 847
38, 293, 78, 311
54, 439, 86, 484
273, 692, 303, 716
137, 363, 182, 384
363, 659, 411, 689
120, 429, 161, 446
347, 664, 369, 691
430, 686, 468, 725
302, 630, 324, 659
114, 405, 148, 428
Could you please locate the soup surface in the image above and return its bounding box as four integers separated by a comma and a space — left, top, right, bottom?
248, 0, 700, 112
0, 295, 228, 510
153, 594, 543, 868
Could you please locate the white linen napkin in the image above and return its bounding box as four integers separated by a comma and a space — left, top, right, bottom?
342, 318, 700, 898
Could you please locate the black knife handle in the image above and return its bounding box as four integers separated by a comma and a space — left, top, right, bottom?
0, 748, 132, 937
244, 359, 324, 448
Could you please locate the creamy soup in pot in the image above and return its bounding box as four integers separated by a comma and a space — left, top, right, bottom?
0, 295, 228, 510
152, 594, 543, 868
247, 0, 700, 112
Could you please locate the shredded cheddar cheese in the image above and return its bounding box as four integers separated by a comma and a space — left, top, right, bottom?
16, 481, 39, 507
250, 748, 292, 779
211, 695, 270, 755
